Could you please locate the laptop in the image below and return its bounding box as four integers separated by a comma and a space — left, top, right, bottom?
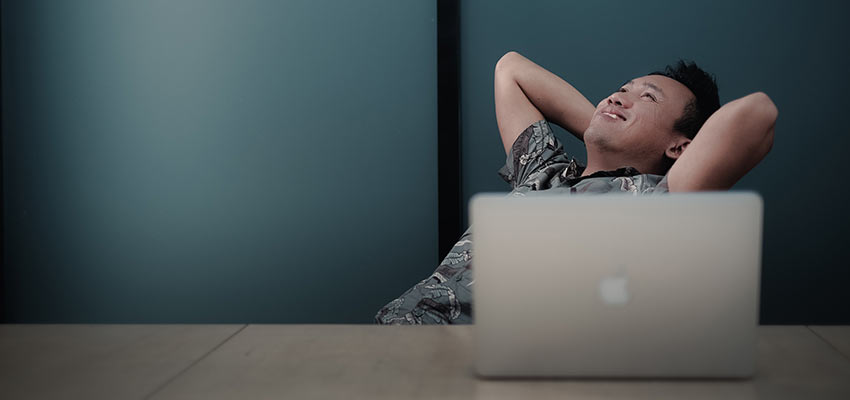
469, 191, 762, 378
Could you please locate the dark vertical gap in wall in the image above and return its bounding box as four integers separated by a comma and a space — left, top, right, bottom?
0, 9, 5, 322
437, 0, 461, 261
0, 133, 3, 323
0, 22, 5, 322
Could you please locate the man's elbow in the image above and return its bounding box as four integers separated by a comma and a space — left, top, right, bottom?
750, 91, 778, 124
742, 92, 777, 155
495, 51, 523, 76
755, 92, 777, 154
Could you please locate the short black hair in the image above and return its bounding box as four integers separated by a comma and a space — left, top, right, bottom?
649, 60, 720, 140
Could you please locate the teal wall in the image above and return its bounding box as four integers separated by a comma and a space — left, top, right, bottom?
2, 0, 438, 322
4, 0, 848, 324
459, 1, 849, 323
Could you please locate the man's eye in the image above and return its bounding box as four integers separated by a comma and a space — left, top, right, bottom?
618, 88, 626, 92
642, 93, 657, 101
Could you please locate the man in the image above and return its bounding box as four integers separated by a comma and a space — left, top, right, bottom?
375, 51, 777, 324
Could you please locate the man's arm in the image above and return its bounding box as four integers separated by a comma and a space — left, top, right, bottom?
494, 51, 596, 155
667, 92, 777, 192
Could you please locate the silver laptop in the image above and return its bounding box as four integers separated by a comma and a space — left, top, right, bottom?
470, 191, 762, 378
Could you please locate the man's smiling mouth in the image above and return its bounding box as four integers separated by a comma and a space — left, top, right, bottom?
602, 112, 625, 121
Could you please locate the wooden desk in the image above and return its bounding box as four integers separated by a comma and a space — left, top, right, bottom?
1, 325, 849, 399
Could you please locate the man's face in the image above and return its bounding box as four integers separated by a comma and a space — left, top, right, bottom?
584, 74, 694, 164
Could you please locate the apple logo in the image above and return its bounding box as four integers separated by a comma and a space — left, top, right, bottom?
599, 266, 631, 305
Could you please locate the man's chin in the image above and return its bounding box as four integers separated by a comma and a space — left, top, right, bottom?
584, 124, 617, 140
583, 126, 621, 152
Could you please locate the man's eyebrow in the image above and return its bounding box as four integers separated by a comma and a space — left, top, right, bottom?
643, 82, 664, 95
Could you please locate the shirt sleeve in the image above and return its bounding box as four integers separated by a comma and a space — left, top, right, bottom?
374, 227, 474, 325
654, 174, 670, 193
644, 174, 670, 194
497, 119, 572, 189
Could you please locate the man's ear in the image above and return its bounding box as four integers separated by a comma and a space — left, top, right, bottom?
665, 136, 692, 160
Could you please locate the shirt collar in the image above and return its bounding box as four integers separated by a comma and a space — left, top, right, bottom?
562, 159, 641, 186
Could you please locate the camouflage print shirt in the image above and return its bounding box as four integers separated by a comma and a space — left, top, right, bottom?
374, 119, 671, 325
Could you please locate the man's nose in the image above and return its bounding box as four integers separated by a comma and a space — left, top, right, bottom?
607, 92, 630, 108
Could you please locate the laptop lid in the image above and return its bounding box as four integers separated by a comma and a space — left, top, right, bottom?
470, 191, 762, 378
